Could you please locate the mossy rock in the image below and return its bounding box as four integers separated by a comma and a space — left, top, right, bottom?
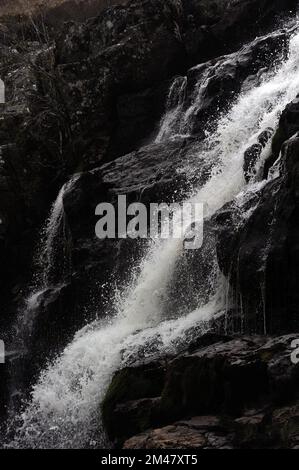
101, 361, 166, 440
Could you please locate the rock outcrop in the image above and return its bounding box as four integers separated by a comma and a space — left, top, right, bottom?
102, 334, 299, 449
216, 95, 299, 335
0, 1, 129, 28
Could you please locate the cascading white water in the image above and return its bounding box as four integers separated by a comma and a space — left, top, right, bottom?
155, 76, 188, 142
10, 27, 299, 449
20, 175, 79, 330
156, 63, 214, 142
39, 184, 67, 287
38, 175, 79, 287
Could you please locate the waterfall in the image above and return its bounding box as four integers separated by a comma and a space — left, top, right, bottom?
38, 175, 80, 288
155, 76, 188, 142
155, 64, 216, 142
39, 184, 68, 288
8, 27, 299, 449
15, 179, 74, 344
10, 176, 79, 410
155, 29, 293, 144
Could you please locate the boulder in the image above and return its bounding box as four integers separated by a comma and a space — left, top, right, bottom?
102, 334, 299, 446
264, 96, 299, 177
124, 404, 299, 449
244, 144, 263, 183
184, 33, 287, 136
216, 129, 299, 334
181, 0, 297, 60
243, 128, 274, 182
102, 360, 167, 441
123, 420, 231, 449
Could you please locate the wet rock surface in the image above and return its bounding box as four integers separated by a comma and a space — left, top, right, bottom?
123, 404, 299, 449
102, 334, 299, 448
216, 98, 299, 334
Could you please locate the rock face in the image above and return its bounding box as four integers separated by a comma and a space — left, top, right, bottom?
0, 1, 129, 27
123, 405, 299, 449
243, 128, 274, 182
54, 0, 296, 162
102, 334, 299, 449
157, 32, 288, 140
216, 96, 299, 335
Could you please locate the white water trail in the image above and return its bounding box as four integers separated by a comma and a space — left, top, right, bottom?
38, 175, 79, 287
155, 76, 187, 142
23, 176, 79, 316
11, 28, 299, 449
14, 175, 79, 363
14, 187, 68, 348
39, 185, 66, 286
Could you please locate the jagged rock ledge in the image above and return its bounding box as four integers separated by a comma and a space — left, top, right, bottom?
102, 334, 299, 449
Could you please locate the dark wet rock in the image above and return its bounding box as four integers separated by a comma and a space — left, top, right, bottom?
0, 43, 52, 319
110, 398, 162, 441
187, 333, 233, 354
123, 403, 299, 449
265, 96, 299, 177
61, 136, 213, 292
258, 127, 274, 147
244, 143, 263, 183
181, 0, 297, 61
123, 421, 222, 449
0, 1, 129, 33
218, 95, 299, 334
165, 218, 219, 319
107, 82, 170, 158
243, 127, 274, 182
160, 31, 289, 139
216, 131, 299, 334
233, 412, 270, 447
0, 363, 8, 420
42, 136, 209, 281
0, 349, 23, 423
54, 0, 296, 161
99, 138, 211, 204
102, 334, 299, 447
102, 360, 167, 441
270, 404, 299, 448
187, 33, 288, 135
273, 96, 299, 157
19, 283, 87, 379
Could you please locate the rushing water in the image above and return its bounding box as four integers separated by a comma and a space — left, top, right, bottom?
8, 27, 299, 448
